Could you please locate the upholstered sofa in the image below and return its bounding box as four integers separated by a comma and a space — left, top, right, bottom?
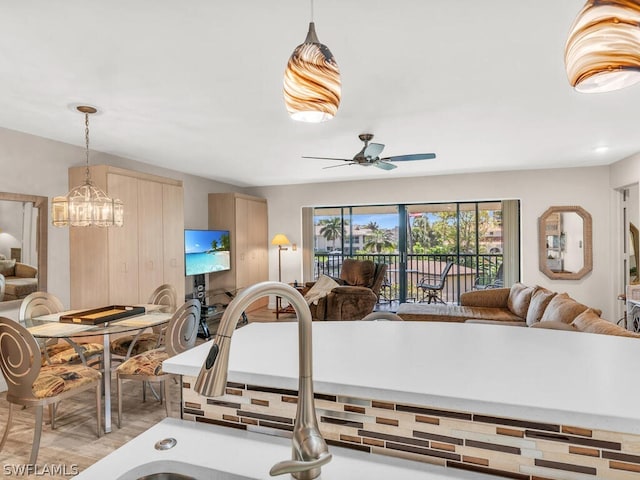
397, 283, 640, 338
0, 258, 38, 301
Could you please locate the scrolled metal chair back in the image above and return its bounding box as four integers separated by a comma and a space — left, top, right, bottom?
361, 311, 404, 321
0, 317, 41, 400
165, 299, 200, 357
148, 284, 178, 313
19, 291, 64, 322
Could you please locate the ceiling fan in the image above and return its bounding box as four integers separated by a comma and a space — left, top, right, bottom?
303, 133, 436, 170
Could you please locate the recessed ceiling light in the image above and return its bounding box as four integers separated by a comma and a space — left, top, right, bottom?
593, 145, 609, 154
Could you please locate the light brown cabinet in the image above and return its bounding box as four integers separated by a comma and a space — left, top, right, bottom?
69, 166, 185, 308
208, 192, 268, 311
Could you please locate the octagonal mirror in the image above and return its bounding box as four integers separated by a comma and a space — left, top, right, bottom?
538, 206, 592, 280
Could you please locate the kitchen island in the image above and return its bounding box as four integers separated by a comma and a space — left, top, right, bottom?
163, 321, 640, 479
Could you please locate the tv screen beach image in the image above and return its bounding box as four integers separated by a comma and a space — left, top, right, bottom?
184, 230, 231, 276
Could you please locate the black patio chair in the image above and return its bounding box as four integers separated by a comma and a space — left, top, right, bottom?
474, 263, 504, 290
417, 261, 454, 304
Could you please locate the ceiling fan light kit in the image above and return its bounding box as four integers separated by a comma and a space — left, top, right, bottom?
565, 0, 640, 93
283, 0, 341, 122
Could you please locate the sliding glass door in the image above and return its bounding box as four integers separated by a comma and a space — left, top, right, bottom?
312, 200, 513, 305
404, 202, 503, 303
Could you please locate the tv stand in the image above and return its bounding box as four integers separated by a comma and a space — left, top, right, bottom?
187, 285, 248, 339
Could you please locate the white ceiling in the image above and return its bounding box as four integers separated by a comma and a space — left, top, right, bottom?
1, 1, 638, 187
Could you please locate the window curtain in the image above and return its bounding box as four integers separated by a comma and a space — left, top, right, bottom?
502, 200, 520, 286
302, 207, 314, 282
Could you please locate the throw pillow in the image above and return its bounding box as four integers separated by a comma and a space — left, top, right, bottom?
540, 293, 598, 324
525, 287, 557, 327
0, 259, 16, 276
572, 309, 640, 337
507, 283, 535, 319
571, 308, 602, 331
304, 275, 340, 305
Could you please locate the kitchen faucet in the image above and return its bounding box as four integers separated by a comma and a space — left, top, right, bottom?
194, 281, 332, 480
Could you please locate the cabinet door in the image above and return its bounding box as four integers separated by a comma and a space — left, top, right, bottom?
248, 199, 268, 285
137, 180, 164, 301
70, 167, 109, 308
235, 197, 250, 288
162, 183, 185, 301
107, 173, 139, 304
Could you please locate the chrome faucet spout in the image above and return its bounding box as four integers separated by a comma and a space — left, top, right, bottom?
194, 281, 331, 480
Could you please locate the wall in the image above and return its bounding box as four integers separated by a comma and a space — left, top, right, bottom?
0, 200, 23, 259
248, 166, 616, 320
0, 126, 242, 313
562, 212, 583, 274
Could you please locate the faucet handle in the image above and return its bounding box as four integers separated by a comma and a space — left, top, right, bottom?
269, 452, 332, 478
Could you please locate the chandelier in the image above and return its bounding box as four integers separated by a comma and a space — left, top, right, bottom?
283, 0, 341, 122
51, 106, 123, 227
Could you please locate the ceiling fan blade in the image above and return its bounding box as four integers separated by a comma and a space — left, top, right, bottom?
363, 142, 385, 159
323, 162, 356, 169
382, 153, 437, 162
302, 156, 352, 162
374, 161, 397, 171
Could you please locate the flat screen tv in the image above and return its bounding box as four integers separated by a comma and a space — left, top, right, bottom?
184, 229, 231, 276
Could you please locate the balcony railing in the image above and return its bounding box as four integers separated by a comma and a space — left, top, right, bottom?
313, 253, 503, 305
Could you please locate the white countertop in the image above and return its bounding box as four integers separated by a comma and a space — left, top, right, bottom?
164, 321, 640, 434
74, 417, 504, 480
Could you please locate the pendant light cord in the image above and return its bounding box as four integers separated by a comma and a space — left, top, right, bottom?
310, 0, 314, 22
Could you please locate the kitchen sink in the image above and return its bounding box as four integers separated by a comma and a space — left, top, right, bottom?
117, 460, 257, 480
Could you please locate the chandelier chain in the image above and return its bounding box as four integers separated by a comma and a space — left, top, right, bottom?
84, 112, 90, 182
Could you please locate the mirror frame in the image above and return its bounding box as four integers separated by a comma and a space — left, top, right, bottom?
0, 192, 48, 303
538, 205, 592, 280
630, 223, 639, 283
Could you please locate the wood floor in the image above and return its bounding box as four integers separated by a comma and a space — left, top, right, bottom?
0, 308, 283, 479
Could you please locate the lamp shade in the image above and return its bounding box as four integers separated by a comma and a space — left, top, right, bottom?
271, 233, 291, 246
565, 0, 640, 93
283, 22, 341, 122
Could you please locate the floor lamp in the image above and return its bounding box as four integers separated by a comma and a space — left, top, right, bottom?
271, 233, 290, 319
271, 233, 290, 283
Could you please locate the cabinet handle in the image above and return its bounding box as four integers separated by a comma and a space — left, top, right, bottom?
122, 262, 128, 273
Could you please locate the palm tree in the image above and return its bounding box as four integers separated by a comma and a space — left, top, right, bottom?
364, 221, 379, 231
319, 217, 343, 250
364, 229, 394, 253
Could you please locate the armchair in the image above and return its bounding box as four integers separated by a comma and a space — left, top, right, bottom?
308, 259, 387, 321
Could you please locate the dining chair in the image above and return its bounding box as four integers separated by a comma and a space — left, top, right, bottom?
19, 291, 104, 366
0, 317, 102, 464
361, 311, 404, 321
115, 299, 200, 427
110, 284, 178, 362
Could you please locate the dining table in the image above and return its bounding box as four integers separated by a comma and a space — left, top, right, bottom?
25, 305, 172, 433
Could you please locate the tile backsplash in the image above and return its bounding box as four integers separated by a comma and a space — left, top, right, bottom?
182, 377, 640, 479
